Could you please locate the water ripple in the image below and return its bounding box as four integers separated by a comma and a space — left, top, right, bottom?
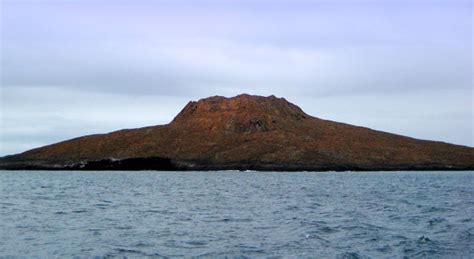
0, 170, 473, 257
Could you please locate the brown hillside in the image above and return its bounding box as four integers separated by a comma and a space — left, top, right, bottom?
1, 94, 473, 171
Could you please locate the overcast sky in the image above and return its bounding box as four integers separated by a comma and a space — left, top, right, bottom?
0, 0, 472, 156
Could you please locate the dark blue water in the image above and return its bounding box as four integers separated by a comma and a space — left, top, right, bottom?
0, 171, 473, 258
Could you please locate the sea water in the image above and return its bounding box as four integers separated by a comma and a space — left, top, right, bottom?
1, 171, 473, 258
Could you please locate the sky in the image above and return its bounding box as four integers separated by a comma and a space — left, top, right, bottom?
0, 0, 472, 156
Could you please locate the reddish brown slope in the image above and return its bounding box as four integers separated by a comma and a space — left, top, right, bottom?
1, 94, 473, 170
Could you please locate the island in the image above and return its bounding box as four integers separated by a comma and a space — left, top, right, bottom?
1, 94, 473, 171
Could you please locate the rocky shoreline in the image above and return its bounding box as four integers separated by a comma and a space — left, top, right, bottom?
1, 157, 472, 171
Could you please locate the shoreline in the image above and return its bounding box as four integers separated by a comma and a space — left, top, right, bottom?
1, 157, 473, 172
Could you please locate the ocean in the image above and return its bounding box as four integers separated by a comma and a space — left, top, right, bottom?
1, 171, 473, 258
